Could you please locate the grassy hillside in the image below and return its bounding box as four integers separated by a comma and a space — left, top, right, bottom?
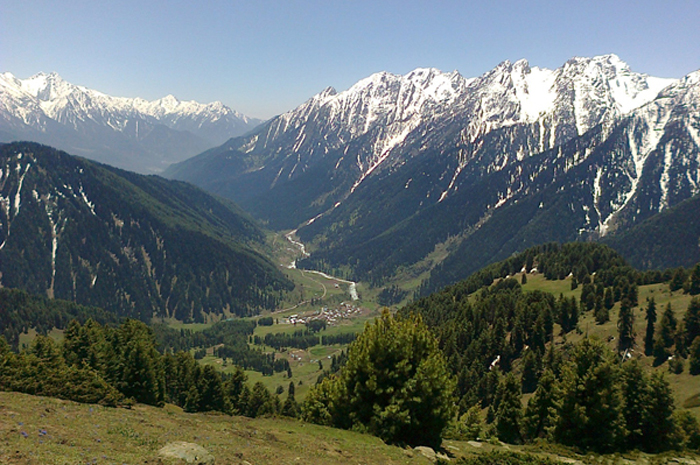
521, 274, 700, 418
0, 391, 425, 465
3, 391, 698, 465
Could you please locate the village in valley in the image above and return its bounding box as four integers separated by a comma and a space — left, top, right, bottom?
285, 302, 365, 327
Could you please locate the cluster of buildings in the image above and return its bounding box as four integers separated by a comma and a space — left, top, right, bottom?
286, 302, 363, 326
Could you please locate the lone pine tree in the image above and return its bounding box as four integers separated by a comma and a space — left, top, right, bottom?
302, 310, 454, 448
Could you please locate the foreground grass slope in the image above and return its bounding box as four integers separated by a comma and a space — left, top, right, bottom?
3, 391, 699, 465
0, 391, 428, 465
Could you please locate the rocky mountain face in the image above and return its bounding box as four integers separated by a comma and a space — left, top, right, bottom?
0, 142, 292, 321
165, 55, 699, 290
0, 72, 261, 173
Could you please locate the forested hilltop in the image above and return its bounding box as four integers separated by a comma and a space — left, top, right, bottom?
0, 142, 292, 321
2, 242, 700, 458
402, 243, 700, 452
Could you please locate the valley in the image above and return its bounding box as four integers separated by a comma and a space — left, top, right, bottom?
166, 56, 700, 294
2, 51, 700, 463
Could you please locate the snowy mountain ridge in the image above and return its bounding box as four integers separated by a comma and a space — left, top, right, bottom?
0, 71, 255, 127
181, 54, 675, 205
0, 72, 261, 173
166, 54, 699, 290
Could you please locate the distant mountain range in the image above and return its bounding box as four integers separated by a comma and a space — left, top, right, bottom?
0, 142, 292, 321
0, 72, 262, 174
165, 54, 700, 290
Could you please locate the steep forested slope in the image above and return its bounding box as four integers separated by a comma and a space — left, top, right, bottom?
0, 142, 292, 321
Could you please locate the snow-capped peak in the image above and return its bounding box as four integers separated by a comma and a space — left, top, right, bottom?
1, 71, 258, 129
234, 54, 682, 203
0, 72, 262, 173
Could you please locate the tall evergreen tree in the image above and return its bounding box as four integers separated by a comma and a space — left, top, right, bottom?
595, 303, 609, 325
496, 373, 523, 444
617, 298, 635, 353
302, 310, 455, 449
522, 369, 559, 441
684, 298, 700, 347
114, 319, 164, 406
620, 361, 648, 450
689, 336, 700, 376
554, 338, 626, 452
626, 283, 639, 307
686, 264, 700, 295
281, 381, 299, 417
248, 381, 275, 418
669, 268, 688, 292
653, 304, 677, 366
184, 385, 201, 413
642, 372, 676, 452
520, 349, 541, 394
224, 366, 248, 415
644, 298, 657, 356
197, 364, 228, 413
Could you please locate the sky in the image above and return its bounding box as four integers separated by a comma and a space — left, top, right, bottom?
2, 0, 700, 120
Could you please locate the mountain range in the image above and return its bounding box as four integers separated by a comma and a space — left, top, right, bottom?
164, 54, 700, 291
0, 141, 292, 321
0, 72, 261, 174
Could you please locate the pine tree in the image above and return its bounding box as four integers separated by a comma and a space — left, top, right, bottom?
642, 372, 676, 452
248, 381, 273, 418
495, 373, 523, 444
568, 296, 579, 332
281, 381, 299, 417
684, 298, 700, 347
300, 375, 338, 426
617, 298, 635, 353
455, 404, 483, 440
302, 310, 455, 449
653, 304, 677, 366
554, 338, 625, 452
672, 410, 700, 450
522, 369, 559, 441
644, 298, 657, 356
689, 336, 700, 376
570, 276, 578, 291
675, 320, 688, 359
224, 365, 248, 415
620, 361, 648, 450
595, 304, 609, 325
115, 320, 164, 406
670, 268, 688, 292
626, 283, 639, 307
184, 385, 200, 413
520, 349, 540, 394
558, 294, 571, 334
198, 365, 228, 413
686, 264, 700, 295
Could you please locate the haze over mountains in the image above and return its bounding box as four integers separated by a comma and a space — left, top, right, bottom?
165, 54, 700, 291
0, 72, 261, 174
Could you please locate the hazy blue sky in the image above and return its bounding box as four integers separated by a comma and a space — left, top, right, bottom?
2, 0, 699, 119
